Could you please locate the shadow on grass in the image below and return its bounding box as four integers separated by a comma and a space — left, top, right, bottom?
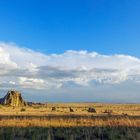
0, 114, 139, 119
0, 126, 139, 140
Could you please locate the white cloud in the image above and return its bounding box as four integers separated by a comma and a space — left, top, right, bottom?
0, 46, 17, 69
19, 77, 45, 89
0, 41, 140, 93
9, 81, 16, 85
0, 42, 48, 68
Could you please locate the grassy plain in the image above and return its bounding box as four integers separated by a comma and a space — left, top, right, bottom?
0, 103, 139, 139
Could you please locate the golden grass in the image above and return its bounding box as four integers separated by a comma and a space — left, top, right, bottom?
0, 103, 139, 116
0, 116, 139, 127
0, 103, 139, 140
0, 103, 139, 128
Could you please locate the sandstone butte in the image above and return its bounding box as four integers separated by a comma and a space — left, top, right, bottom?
0, 90, 26, 107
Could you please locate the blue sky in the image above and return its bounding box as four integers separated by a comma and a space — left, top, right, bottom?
0, 0, 140, 56
0, 1, 140, 102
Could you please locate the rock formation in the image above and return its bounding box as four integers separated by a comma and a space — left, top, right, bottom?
69, 107, 74, 112
87, 107, 96, 113
0, 90, 26, 107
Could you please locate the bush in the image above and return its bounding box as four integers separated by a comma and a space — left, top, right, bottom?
87, 107, 96, 113
20, 108, 26, 112
103, 110, 113, 114
51, 107, 56, 111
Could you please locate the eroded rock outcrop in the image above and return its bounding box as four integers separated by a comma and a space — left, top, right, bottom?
0, 90, 26, 107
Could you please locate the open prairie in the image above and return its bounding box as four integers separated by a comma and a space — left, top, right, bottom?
0, 103, 139, 140
0, 103, 140, 117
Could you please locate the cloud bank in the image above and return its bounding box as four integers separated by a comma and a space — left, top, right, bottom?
0, 42, 140, 102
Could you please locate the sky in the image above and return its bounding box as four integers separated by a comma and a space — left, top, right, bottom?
0, 0, 140, 102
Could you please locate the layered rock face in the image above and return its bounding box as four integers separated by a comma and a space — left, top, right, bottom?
0, 90, 26, 107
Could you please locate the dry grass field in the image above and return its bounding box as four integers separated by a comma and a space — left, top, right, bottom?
0, 103, 139, 140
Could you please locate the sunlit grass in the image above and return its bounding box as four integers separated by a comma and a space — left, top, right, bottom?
0, 103, 139, 139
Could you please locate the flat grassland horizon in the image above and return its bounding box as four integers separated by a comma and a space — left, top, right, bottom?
0, 103, 139, 140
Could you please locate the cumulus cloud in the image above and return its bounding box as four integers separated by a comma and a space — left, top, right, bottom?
0, 41, 140, 92
18, 77, 45, 89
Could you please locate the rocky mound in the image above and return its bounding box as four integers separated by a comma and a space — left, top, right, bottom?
0, 90, 26, 107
